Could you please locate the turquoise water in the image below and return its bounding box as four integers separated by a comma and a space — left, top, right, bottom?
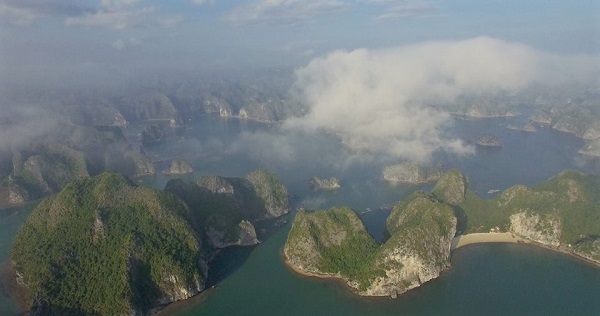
166, 220, 600, 316
1, 115, 599, 315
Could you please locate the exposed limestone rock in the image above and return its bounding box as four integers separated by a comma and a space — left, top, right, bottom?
125, 151, 156, 177
245, 169, 289, 218
476, 134, 502, 147
284, 194, 457, 297
580, 139, 600, 157
509, 211, 562, 247
507, 121, 537, 132
309, 177, 341, 191
162, 159, 194, 175
582, 122, 600, 140
432, 169, 467, 205
207, 220, 259, 248
529, 111, 552, 125
195, 175, 235, 194
383, 162, 441, 184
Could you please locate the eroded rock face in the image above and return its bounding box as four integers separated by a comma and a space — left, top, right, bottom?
195, 175, 235, 194
383, 162, 441, 184
125, 151, 156, 176
476, 134, 502, 147
162, 159, 194, 175
284, 194, 457, 297
309, 177, 341, 191
510, 211, 562, 247
207, 220, 259, 248
432, 169, 467, 205
530, 111, 552, 125
245, 169, 289, 218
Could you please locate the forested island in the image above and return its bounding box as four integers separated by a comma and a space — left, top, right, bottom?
10, 169, 289, 315
284, 169, 600, 297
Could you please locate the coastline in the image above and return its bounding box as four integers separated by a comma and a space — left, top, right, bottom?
281, 252, 362, 296
452, 233, 600, 268
284, 232, 600, 300
451, 232, 526, 250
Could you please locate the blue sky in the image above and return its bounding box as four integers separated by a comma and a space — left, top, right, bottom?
0, 0, 598, 83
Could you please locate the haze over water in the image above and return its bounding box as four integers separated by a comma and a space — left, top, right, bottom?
1, 115, 599, 315
139, 116, 600, 315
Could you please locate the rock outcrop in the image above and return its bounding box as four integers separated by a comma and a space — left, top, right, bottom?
284, 193, 457, 297
162, 159, 194, 175
11, 173, 205, 315
509, 211, 562, 247
286, 169, 600, 297
124, 150, 156, 177
165, 169, 289, 249
507, 121, 537, 132
245, 169, 290, 218
206, 220, 259, 248
579, 139, 600, 157
529, 111, 552, 125
309, 177, 341, 191
476, 134, 502, 147
383, 162, 441, 184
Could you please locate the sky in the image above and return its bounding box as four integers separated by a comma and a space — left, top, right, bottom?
0, 0, 598, 83
0, 0, 598, 162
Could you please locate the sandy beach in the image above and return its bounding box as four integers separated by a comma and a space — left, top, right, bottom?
451, 232, 527, 251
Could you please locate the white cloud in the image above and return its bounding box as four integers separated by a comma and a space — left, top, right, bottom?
111, 37, 141, 50
65, 7, 154, 29
373, 0, 439, 20
0, 0, 91, 25
191, 0, 215, 6
100, 0, 141, 11
0, 3, 39, 25
226, 0, 350, 25
157, 14, 184, 28
285, 37, 550, 162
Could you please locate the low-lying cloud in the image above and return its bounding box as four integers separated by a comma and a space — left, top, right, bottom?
284, 36, 598, 162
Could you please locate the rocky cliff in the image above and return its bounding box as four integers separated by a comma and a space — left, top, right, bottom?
165, 169, 288, 249
382, 162, 442, 184
309, 177, 341, 190
476, 134, 502, 147
162, 159, 194, 175
284, 193, 457, 297
443, 169, 600, 262
11, 173, 205, 315
286, 169, 600, 297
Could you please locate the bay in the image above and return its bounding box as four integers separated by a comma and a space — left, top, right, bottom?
1, 114, 599, 315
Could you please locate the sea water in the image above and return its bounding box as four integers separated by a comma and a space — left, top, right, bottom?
1, 115, 599, 315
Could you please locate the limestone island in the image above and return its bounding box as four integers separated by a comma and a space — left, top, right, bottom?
476, 134, 502, 147
383, 162, 441, 184
162, 159, 194, 175
10, 169, 289, 315
309, 177, 341, 191
284, 169, 600, 298
579, 139, 600, 158
507, 121, 537, 133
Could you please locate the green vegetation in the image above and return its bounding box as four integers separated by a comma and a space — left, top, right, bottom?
165, 169, 289, 248
245, 169, 289, 218
285, 208, 383, 290
286, 169, 600, 296
434, 169, 600, 247
285, 197, 457, 294
11, 172, 205, 315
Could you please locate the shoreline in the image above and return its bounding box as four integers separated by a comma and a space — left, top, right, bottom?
284, 232, 600, 299
451, 232, 526, 250
452, 233, 600, 268
281, 252, 363, 296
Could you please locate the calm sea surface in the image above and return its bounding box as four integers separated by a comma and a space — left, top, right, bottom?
1, 115, 599, 315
